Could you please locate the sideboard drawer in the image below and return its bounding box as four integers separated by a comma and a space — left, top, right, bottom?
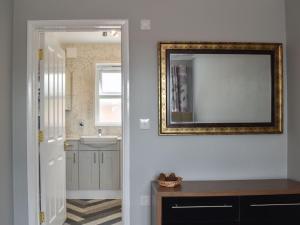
162, 197, 239, 224
240, 195, 300, 223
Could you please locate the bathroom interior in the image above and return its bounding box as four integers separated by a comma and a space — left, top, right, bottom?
50, 30, 123, 225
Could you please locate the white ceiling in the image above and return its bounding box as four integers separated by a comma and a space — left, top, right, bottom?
51, 31, 121, 44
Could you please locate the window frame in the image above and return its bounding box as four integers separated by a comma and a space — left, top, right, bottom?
95, 63, 122, 127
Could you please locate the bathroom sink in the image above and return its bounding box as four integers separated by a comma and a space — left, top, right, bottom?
80, 135, 118, 145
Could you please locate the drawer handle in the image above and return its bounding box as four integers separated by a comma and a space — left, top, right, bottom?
172, 204, 233, 209
250, 203, 300, 207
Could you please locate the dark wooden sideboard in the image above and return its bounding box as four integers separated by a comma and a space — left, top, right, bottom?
151, 179, 300, 225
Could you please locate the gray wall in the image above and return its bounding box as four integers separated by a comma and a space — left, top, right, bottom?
12, 0, 287, 225
0, 0, 13, 224
286, 0, 300, 180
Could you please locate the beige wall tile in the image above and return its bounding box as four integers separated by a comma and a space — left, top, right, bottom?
64, 43, 121, 138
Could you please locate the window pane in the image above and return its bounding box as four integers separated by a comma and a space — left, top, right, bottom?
100, 72, 121, 94
98, 98, 121, 124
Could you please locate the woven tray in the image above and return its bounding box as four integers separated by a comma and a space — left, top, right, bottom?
158, 177, 182, 188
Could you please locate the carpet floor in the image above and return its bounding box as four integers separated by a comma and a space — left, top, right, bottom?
64, 199, 122, 225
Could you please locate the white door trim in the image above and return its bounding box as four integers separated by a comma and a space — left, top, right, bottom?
26, 20, 130, 225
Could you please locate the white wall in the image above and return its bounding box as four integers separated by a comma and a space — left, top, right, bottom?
0, 0, 13, 224
12, 1, 287, 225
286, 0, 300, 180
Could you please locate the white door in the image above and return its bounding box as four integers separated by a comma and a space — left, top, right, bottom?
39, 32, 66, 225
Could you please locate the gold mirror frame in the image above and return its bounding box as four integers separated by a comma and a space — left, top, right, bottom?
158, 42, 283, 135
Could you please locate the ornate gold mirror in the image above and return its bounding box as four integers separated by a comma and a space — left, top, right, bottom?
158, 42, 283, 135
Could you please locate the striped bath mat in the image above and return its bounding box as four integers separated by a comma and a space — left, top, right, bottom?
64, 199, 122, 225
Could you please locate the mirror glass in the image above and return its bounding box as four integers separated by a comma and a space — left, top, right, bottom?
169, 53, 272, 124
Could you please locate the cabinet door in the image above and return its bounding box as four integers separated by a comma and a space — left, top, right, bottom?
240, 194, 300, 224
100, 151, 120, 190
66, 151, 78, 190
162, 197, 239, 225
79, 151, 100, 190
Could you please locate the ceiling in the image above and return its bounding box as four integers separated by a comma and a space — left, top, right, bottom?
51, 31, 121, 44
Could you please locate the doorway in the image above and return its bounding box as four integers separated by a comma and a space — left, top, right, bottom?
27, 20, 130, 225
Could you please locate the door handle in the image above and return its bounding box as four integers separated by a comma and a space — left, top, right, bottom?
250, 203, 300, 207
172, 204, 233, 209
102, 152, 104, 164
73, 152, 76, 163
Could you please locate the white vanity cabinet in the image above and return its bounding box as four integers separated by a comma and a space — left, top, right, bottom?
66, 139, 121, 191
65, 140, 79, 190
78, 151, 100, 190
66, 151, 79, 190
100, 151, 120, 190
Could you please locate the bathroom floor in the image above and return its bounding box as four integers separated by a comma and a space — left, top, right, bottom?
64, 199, 122, 225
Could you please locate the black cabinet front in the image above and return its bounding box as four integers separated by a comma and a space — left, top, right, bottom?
240, 194, 300, 225
162, 197, 239, 225
162, 195, 300, 225
163, 223, 239, 225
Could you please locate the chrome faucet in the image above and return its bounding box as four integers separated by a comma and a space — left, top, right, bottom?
98, 128, 102, 136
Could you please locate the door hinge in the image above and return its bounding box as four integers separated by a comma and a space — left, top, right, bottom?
38, 49, 44, 60
39, 211, 45, 224
38, 130, 44, 143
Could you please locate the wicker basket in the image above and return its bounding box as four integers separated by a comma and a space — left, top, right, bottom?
158, 177, 182, 188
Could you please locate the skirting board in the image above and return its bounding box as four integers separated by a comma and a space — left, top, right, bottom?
67, 190, 122, 199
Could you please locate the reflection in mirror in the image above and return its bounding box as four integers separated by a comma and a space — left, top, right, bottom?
169, 54, 272, 124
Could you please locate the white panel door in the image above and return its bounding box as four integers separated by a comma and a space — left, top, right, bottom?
39, 33, 66, 225
100, 151, 120, 190
78, 151, 100, 190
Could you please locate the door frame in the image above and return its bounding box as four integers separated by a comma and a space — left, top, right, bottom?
27, 20, 130, 225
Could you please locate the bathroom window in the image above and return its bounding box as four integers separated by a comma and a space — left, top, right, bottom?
95, 64, 122, 126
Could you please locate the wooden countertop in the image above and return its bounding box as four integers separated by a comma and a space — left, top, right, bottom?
152, 179, 300, 197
